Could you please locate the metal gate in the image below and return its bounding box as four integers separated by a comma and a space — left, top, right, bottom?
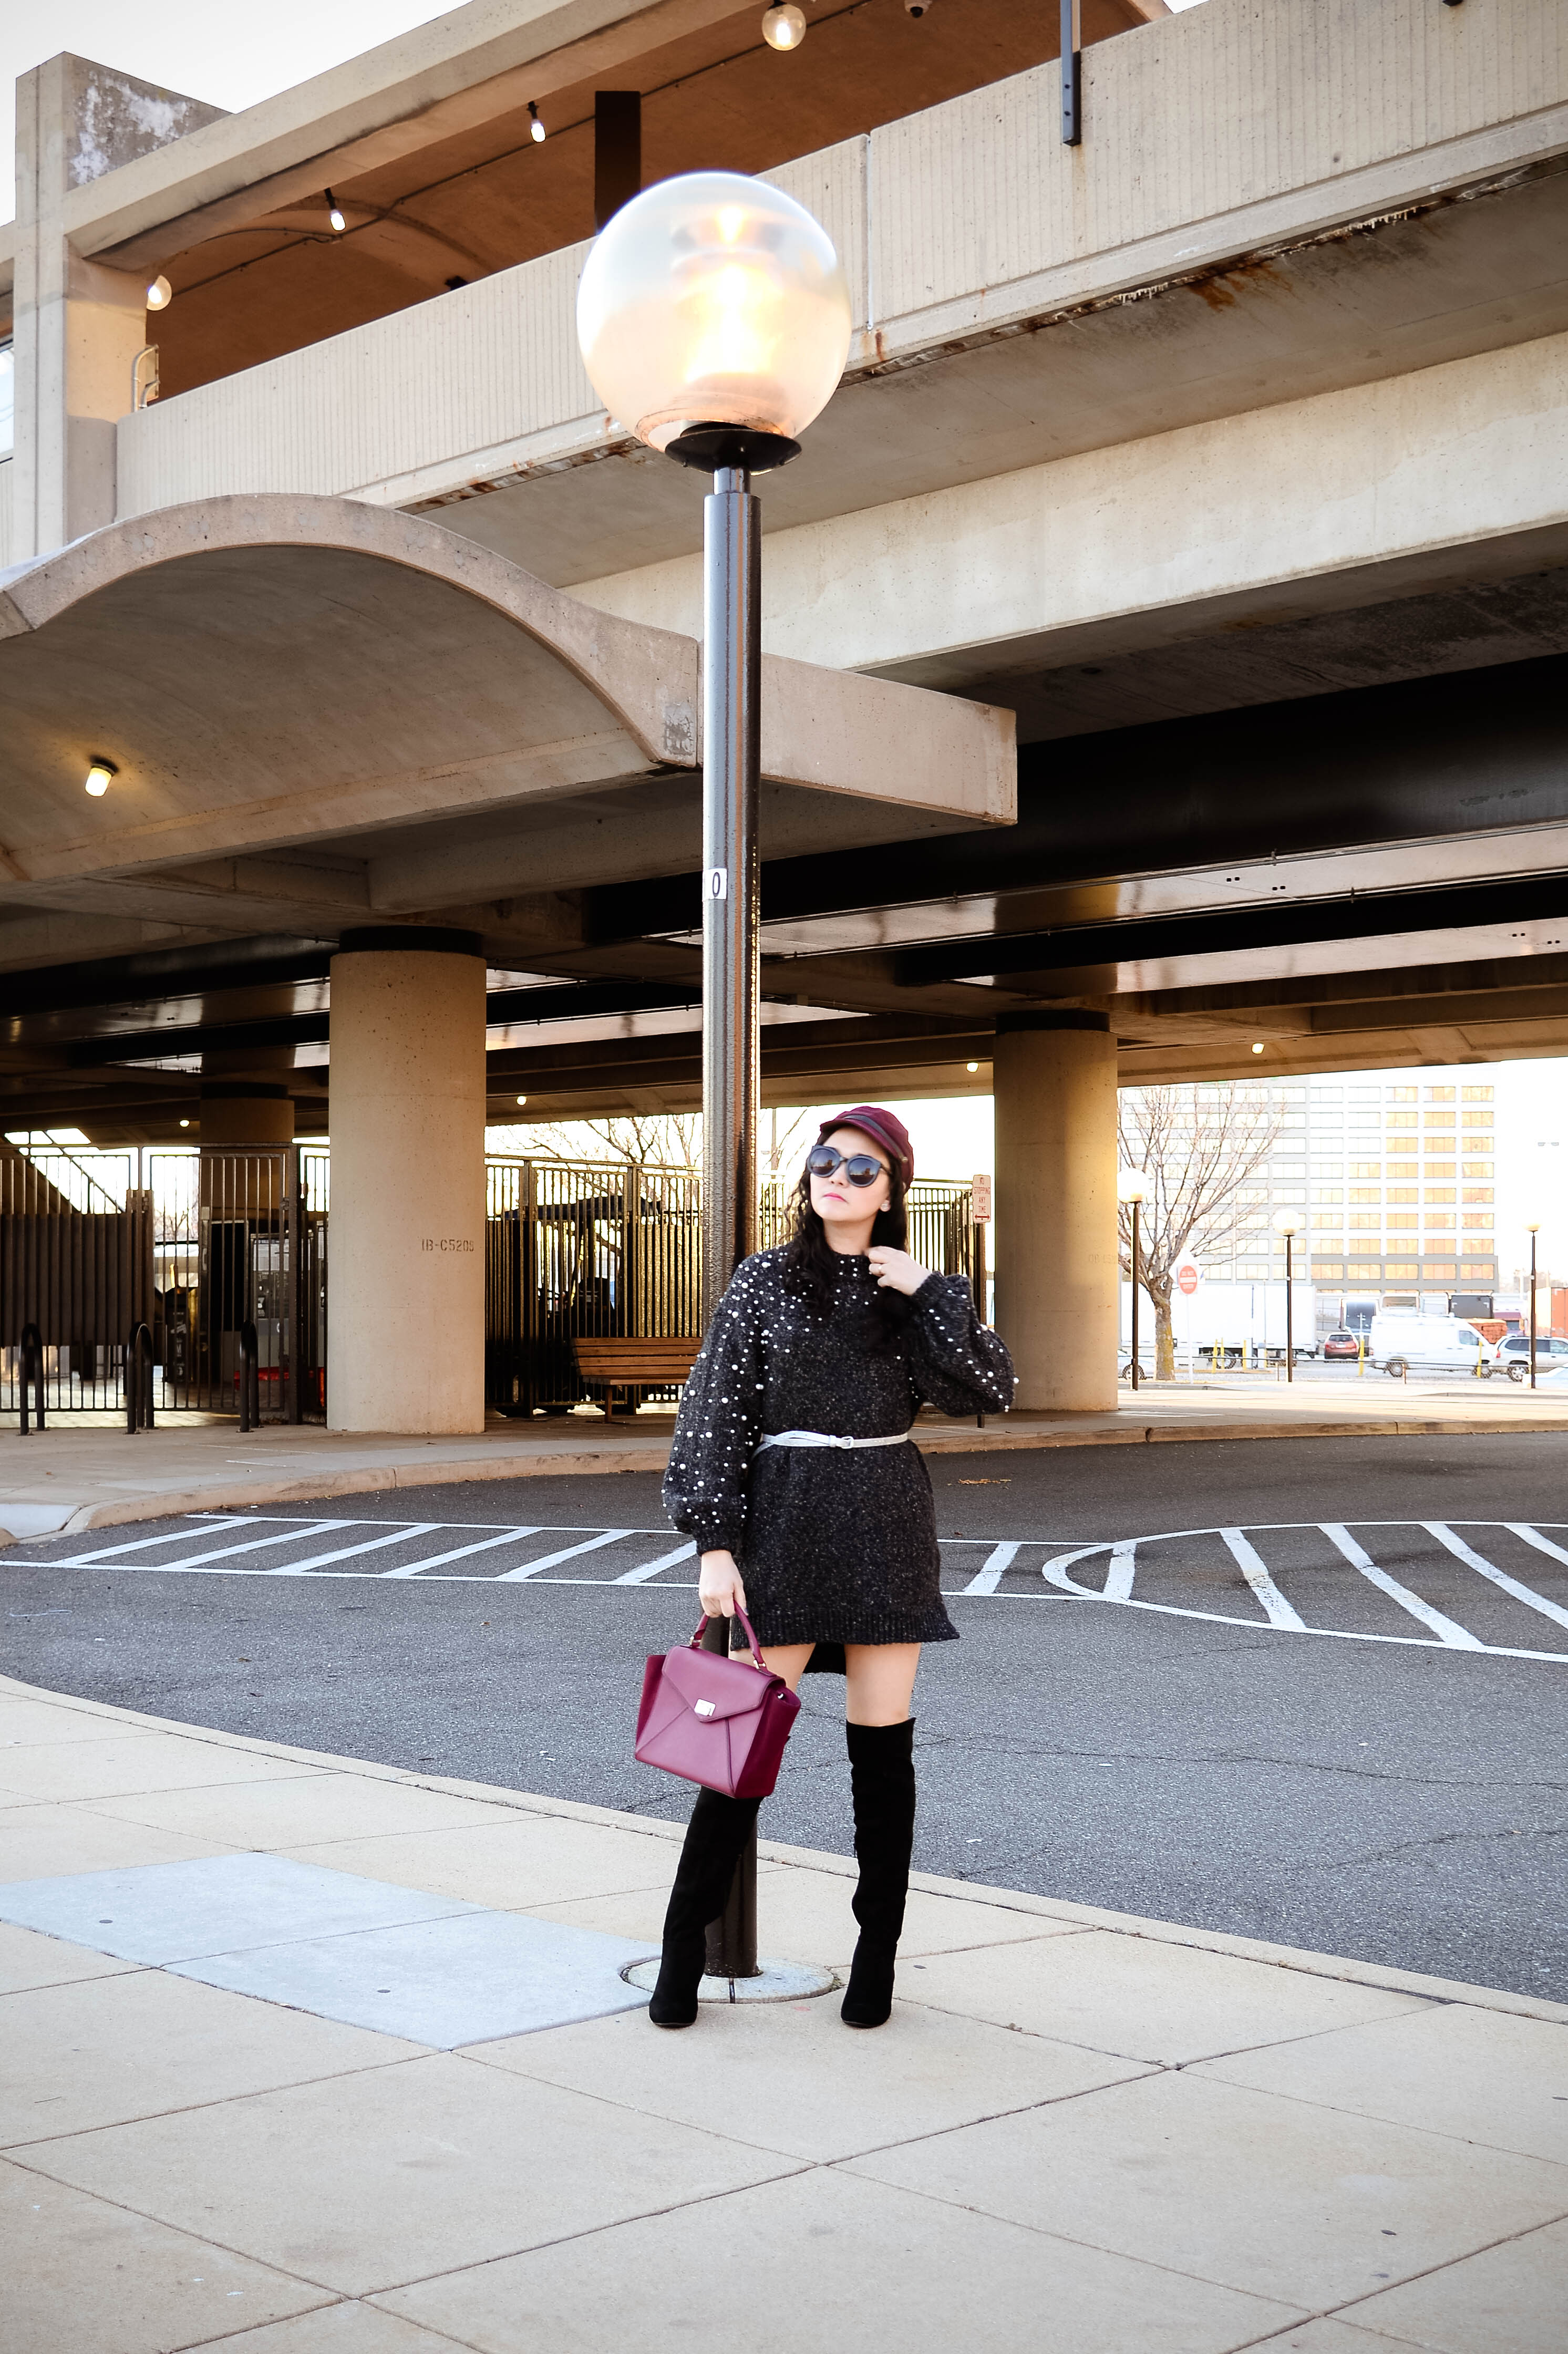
1, 1143, 327, 1421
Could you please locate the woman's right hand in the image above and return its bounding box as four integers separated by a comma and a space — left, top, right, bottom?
698, 1549, 747, 1619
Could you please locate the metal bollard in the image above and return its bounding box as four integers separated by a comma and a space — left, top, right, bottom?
19, 1323, 45, 1434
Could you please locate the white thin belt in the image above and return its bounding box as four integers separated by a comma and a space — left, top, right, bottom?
756, 1429, 912, 1454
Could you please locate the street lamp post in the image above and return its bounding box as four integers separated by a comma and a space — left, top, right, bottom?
577, 171, 850, 1987
1273, 1210, 1303, 1381
1118, 1170, 1148, 1390
1527, 1221, 1541, 1390
576, 172, 851, 1326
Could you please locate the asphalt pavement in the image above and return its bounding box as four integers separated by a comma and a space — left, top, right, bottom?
5, 1433, 1566, 2002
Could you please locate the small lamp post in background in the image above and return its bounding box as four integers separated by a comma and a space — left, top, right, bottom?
576, 173, 849, 1997
1273, 1209, 1303, 1381
1118, 1168, 1148, 1389
576, 172, 851, 1331
1526, 1220, 1541, 1390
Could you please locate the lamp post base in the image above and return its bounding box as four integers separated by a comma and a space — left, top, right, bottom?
622, 1957, 837, 2003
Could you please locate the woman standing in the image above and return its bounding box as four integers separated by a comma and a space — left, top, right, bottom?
653, 1106, 1015, 2030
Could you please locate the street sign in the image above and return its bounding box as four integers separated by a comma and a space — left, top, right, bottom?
1176, 1263, 1199, 1296
972, 1173, 992, 1223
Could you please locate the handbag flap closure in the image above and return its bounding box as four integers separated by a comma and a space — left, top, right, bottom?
661, 1644, 773, 1722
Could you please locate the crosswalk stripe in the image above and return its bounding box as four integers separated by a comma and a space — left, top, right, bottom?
496, 1529, 632, 1581
1423, 1523, 1568, 1633
1320, 1524, 1484, 1649
40, 1516, 350, 1566
962, 1542, 1018, 1594
1220, 1528, 1307, 1630
260, 1523, 445, 1576
379, 1526, 543, 1578
1509, 1523, 1568, 1574
614, 1542, 696, 1584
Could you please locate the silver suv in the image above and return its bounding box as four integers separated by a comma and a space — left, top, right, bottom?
1490, 1333, 1568, 1382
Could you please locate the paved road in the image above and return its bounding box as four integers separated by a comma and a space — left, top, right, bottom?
5, 1435, 1566, 2002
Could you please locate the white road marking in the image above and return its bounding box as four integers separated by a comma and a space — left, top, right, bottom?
1104, 1540, 1139, 1602
379, 1526, 543, 1578
614, 1542, 696, 1584
1423, 1523, 1568, 1634
39, 1517, 350, 1571
1219, 1527, 1308, 1631
1319, 1524, 1485, 1650
962, 1542, 1019, 1594
495, 1528, 633, 1581
259, 1523, 445, 1576
1510, 1523, 1568, 1572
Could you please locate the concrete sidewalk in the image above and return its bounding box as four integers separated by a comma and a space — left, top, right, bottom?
2, 1673, 1565, 2353
4, 1376, 1568, 1543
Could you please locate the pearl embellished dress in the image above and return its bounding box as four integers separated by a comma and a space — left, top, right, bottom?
663, 1248, 1016, 1649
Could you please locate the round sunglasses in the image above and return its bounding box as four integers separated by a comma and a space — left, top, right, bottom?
806, 1144, 889, 1188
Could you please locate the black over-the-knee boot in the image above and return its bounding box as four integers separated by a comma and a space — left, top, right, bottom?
648, 1786, 761, 2027
841, 1718, 916, 2028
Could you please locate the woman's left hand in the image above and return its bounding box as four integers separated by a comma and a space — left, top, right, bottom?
867, 1245, 931, 1297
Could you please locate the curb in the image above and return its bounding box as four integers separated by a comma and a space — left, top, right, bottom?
5, 1668, 1565, 2031
3, 1408, 1567, 1545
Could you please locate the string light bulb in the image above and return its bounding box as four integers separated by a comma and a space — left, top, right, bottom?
762, 4, 807, 48
84, 758, 117, 798
528, 101, 546, 142
326, 189, 346, 233
515, 1094, 529, 1107
145, 275, 172, 311
1251, 1041, 1266, 1054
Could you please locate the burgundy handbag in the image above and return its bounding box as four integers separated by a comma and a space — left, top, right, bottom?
635, 1608, 800, 1799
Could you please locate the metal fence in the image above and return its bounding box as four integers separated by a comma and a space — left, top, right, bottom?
1, 1145, 327, 1422
3, 1140, 977, 1422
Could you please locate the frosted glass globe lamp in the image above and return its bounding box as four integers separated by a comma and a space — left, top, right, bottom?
575, 170, 851, 473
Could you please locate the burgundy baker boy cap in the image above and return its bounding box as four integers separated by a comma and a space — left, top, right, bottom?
816, 1105, 914, 1185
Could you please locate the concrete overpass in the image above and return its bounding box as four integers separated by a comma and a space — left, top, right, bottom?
1, 0, 1565, 1421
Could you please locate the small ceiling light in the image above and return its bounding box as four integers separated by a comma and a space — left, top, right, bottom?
326, 190, 347, 233
1251, 1041, 1266, 1054
145, 274, 172, 310
528, 101, 546, 142
516, 1094, 529, 1107
966, 1060, 980, 1073
762, 4, 807, 49
84, 757, 117, 798
179, 1118, 191, 1129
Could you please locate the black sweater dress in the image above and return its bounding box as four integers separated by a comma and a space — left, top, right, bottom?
662, 1247, 1016, 1649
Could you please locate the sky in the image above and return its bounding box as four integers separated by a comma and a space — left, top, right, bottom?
0, 1, 452, 220
1, 0, 1212, 223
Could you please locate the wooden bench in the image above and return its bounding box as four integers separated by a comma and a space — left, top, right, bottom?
571, 1337, 701, 1417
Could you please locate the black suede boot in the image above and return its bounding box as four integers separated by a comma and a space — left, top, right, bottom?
648, 1787, 761, 2027
840, 1718, 916, 2028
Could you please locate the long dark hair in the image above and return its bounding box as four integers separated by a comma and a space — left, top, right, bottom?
780, 1151, 913, 1350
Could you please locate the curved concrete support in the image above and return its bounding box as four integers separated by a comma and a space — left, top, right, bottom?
993, 1013, 1119, 1413
326, 933, 486, 1435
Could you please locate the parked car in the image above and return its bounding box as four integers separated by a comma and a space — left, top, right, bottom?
1321, 1329, 1361, 1361
1490, 1333, 1568, 1383
1369, 1312, 1489, 1377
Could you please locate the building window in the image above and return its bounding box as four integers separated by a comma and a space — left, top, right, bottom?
1311, 1213, 1343, 1231
1350, 1162, 1382, 1179
1461, 1086, 1494, 1101
1312, 1188, 1343, 1203
1423, 1111, 1456, 1129
1348, 1212, 1380, 1230
1462, 1161, 1493, 1179
1424, 1188, 1455, 1204
1425, 1086, 1456, 1101
1462, 1188, 1493, 1204
1462, 1109, 1494, 1128
1462, 1212, 1495, 1230
1349, 1188, 1380, 1203
1385, 1261, 1419, 1278
1424, 1160, 1456, 1176
1387, 1087, 1417, 1101
1386, 1160, 1417, 1178
1387, 1188, 1417, 1203
1387, 1213, 1418, 1231
1387, 1112, 1418, 1130
1424, 1212, 1455, 1230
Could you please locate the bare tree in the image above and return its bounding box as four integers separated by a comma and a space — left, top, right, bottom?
1118, 1084, 1282, 1378
504, 1112, 703, 1172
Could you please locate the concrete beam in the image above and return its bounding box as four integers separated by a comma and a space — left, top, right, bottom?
574, 329, 1568, 689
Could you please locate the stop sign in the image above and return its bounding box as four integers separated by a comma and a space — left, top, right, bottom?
1176, 1264, 1199, 1296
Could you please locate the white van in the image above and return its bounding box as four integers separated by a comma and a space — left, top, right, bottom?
1368, 1312, 1489, 1378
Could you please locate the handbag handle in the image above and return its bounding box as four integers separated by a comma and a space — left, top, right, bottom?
688, 1604, 767, 1672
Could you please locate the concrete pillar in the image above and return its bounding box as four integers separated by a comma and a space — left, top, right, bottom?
11, 56, 225, 560
326, 928, 487, 1434
993, 1011, 1119, 1412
